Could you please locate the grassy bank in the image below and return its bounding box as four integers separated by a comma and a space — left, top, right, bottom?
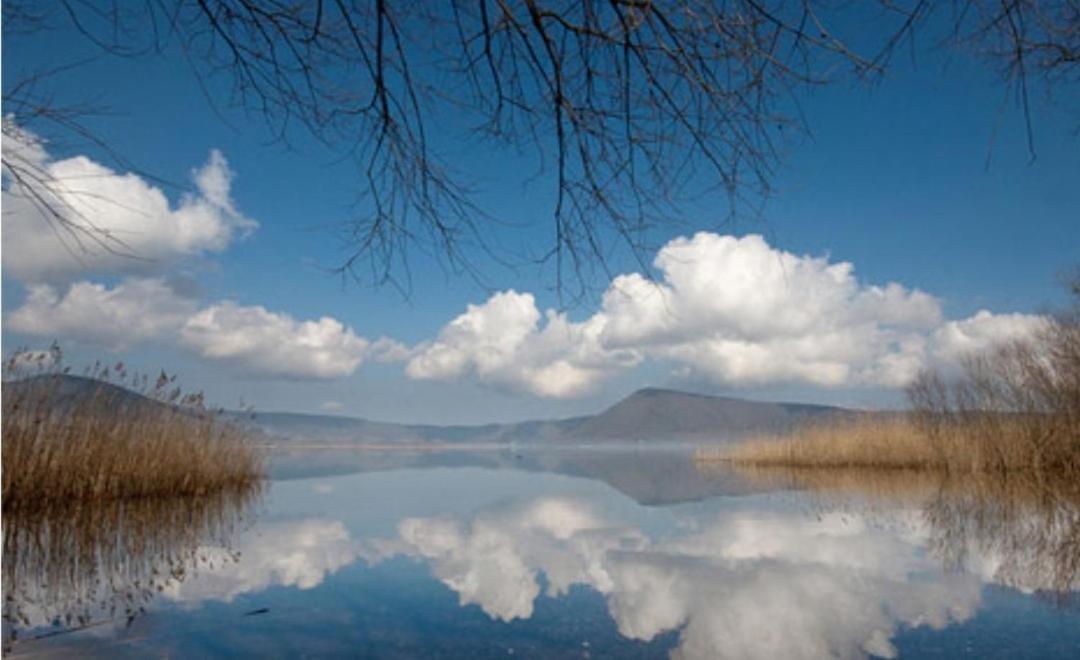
699, 278, 1080, 475
2, 358, 264, 509
697, 415, 937, 470
696, 412, 1080, 474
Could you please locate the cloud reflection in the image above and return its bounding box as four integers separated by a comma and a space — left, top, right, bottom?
164, 519, 361, 604
364, 498, 981, 660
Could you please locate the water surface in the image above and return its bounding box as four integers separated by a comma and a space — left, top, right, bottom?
5, 448, 1079, 658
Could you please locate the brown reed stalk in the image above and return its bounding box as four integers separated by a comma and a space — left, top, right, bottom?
697, 275, 1080, 476
2, 350, 265, 509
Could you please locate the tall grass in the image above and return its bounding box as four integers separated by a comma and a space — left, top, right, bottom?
699, 411, 1080, 474
2, 350, 265, 508
699, 275, 1080, 475
699, 415, 940, 470
905, 303, 1080, 474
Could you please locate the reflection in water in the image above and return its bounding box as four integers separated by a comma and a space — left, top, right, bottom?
363, 496, 982, 659
5, 458, 1079, 658
162, 518, 362, 604
270, 446, 771, 505
720, 468, 1080, 601
926, 478, 1080, 600
2, 487, 260, 652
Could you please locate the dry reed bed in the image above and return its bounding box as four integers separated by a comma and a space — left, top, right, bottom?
699, 416, 935, 470
699, 283, 1080, 475
696, 412, 1080, 474
2, 368, 265, 509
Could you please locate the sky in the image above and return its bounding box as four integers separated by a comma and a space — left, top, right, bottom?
3, 7, 1078, 424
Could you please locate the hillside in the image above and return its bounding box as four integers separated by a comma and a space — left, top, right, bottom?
244, 386, 848, 445
2, 374, 171, 417
566, 387, 842, 440
4, 375, 851, 445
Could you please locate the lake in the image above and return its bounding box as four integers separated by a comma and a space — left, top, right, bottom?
4, 447, 1079, 658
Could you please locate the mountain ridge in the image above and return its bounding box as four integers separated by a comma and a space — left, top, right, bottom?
240, 385, 850, 445
4, 375, 852, 445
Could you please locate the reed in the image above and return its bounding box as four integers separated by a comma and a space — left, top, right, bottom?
698, 411, 1079, 475
698, 276, 1080, 475
699, 415, 939, 470
2, 350, 265, 508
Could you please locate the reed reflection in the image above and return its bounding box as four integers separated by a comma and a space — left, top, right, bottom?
2, 486, 261, 652
719, 467, 1080, 600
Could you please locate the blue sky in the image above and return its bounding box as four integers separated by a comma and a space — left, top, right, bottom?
3, 11, 1077, 424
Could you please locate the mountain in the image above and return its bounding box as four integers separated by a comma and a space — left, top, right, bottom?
4, 375, 850, 445
2, 374, 172, 417
568, 387, 842, 440
234, 410, 583, 446
243, 386, 848, 445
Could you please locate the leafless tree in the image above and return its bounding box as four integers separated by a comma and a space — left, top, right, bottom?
906, 272, 1080, 473
3, 1, 1077, 296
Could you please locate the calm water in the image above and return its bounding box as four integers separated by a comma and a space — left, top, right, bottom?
4, 448, 1079, 658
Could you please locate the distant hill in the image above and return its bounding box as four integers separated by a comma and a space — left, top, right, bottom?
241, 386, 848, 445
233, 410, 583, 446
565, 387, 843, 440
2, 374, 170, 417
4, 375, 851, 445
2, 375, 239, 429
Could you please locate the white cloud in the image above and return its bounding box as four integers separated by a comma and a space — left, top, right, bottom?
1, 124, 380, 382
4, 276, 375, 380
2, 123, 256, 283
2, 117, 49, 173
369, 336, 415, 363
406, 290, 641, 398
6, 277, 197, 350
180, 302, 370, 379
595, 233, 944, 388
931, 310, 1046, 368
403, 233, 1045, 396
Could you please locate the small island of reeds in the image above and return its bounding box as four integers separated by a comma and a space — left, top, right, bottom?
698, 283, 1080, 476
2, 350, 265, 510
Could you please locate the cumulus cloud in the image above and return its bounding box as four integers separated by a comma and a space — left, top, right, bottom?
2, 117, 49, 173
1, 123, 383, 382
365, 496, 982, 659
930, 310, 1047, 369
2, 123, 256, 282
180, 302, 370, 379
406, 290, 641, 398
6, 277, 197, 350
404, 233, 1043, 396
368, 336, 415, 363
6, 277, 373, 380
594, 233, 945, 388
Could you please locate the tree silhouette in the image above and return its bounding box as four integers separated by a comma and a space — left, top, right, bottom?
3, 1, 1077, 295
